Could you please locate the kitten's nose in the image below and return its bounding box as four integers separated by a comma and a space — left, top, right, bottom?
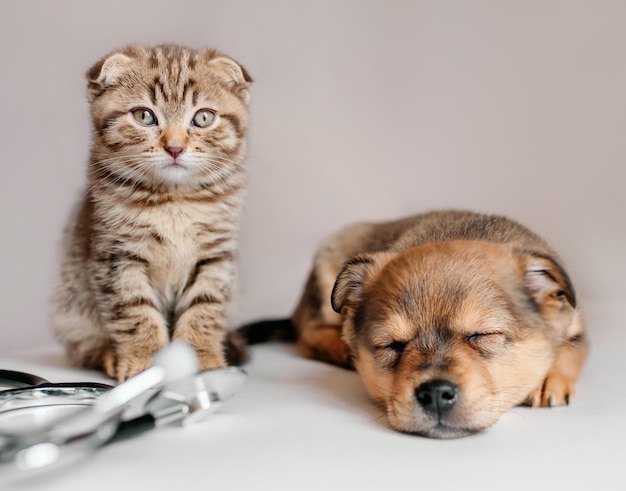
165, 146, 184, 159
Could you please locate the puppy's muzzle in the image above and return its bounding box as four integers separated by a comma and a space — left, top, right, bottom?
416, 379, 459, 416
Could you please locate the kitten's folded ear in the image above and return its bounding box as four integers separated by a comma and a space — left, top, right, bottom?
86, 51, 134, 100
204, 51, 253, 101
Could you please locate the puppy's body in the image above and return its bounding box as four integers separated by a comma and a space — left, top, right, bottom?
245, 210, 587, 438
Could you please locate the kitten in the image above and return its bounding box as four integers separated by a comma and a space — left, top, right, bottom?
52, 44, 252, 381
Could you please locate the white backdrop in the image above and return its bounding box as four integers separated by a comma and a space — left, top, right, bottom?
1, 0, 624, 353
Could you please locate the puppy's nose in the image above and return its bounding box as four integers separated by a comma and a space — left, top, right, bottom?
416, 379, 459, 415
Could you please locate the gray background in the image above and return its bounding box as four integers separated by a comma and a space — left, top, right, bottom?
1, 0, 624, 353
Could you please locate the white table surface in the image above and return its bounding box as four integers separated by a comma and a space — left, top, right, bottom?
1, 299, 623, 491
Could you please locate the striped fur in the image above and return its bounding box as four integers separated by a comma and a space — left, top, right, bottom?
52, 45, 252, 381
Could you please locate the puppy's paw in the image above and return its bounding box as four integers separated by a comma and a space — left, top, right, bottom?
526, 366, 575, 408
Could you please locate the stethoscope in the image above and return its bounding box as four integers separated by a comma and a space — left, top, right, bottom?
0, 342, 246, 476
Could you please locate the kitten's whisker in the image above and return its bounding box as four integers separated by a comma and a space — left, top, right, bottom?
87, 160, 146, 177
203, 155, 250, 173
90, 153, 146, 163
191, 152, 248, 168
198, 166, 247, 188
199, 157, 247, 177
86, 159, 150, 182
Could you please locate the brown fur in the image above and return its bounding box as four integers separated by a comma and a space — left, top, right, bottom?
289, 210, 587, 437
51, 44, 252, 381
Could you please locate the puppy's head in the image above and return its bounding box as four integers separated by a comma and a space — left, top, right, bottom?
331, 240, 576, 438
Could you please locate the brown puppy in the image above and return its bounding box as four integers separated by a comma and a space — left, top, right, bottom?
241, 210, 588, 438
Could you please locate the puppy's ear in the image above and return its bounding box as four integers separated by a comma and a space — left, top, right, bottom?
331, 252, 392, 313
521, 251, 576, 310
520, 251, 578, 339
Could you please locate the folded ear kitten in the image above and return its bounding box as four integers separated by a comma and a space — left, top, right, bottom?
52, 44, 252, 382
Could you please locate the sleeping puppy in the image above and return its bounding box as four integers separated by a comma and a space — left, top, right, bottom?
239, 210, 588, 438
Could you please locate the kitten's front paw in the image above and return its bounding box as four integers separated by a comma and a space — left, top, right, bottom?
172, 327, 226, 371
525, 365, 575, 408
197, 352, 227, 372
104, 349, 154, 383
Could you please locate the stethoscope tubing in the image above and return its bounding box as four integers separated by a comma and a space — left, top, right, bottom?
0, 370, 52, 389
0, 369, 114, 394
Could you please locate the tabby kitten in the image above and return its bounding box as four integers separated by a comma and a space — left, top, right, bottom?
52, 44, 252, 381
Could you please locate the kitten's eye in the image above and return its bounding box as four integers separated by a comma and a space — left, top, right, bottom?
192, 109, 216, 128
132, 108, 157, 126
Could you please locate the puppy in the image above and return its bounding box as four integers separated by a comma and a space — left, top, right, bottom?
240, 210, 588, 438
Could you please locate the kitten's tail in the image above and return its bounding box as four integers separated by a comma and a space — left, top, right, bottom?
236, 318, 297, 345
224, 330, 250, 366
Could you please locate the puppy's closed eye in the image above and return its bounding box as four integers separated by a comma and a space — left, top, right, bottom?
379, 341, 408, 353
373, 340, 408, 369
466, 332, 507, 354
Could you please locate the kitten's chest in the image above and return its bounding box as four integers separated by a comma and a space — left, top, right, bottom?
124, 202, 233, 299
144, 206, 200, 288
